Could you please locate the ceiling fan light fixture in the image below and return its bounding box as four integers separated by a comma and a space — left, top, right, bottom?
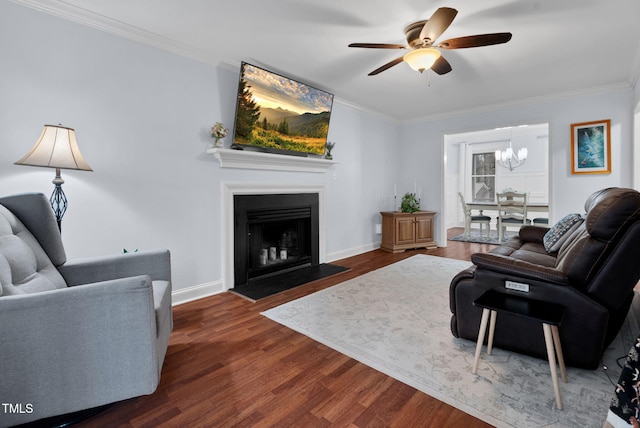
403, 48, 441, 73
349, 7, 512, 77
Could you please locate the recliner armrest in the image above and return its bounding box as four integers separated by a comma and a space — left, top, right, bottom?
58, 249, 171, 286
0, 276, 161, 424
471, 252, 568, 285
518, 225, 549, 243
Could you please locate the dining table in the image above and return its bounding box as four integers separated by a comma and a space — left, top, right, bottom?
466, 201, 549, 214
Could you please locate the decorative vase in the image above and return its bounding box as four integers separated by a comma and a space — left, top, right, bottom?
325, 142, 335, 160
214, 138, 223, 148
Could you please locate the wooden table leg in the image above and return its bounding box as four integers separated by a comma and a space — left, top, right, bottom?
472, 308, 493, 374
543, 323, 563, 410
487, 310, 497, 355
551, 325, 568, 383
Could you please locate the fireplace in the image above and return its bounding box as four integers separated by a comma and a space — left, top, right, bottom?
234, 193, 319, 287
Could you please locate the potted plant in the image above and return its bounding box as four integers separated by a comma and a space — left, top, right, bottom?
400, 192, 420, 213
325, 141, 335, 160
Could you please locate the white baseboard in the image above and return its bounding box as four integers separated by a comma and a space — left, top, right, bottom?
172, 241, 385, 305
326, 242, 380, 263
172, 280, 224, 306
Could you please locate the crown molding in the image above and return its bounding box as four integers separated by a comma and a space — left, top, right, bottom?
332, 97, 401, 124
11, 0, 638, 124
11, 2, 402, 124
406, 82, 633, 124
10, 0, 214, 63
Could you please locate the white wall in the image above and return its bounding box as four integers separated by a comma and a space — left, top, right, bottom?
0, 2, 400, 299
401, 87, 636, 245
1, 2, 636, 301
635, 103, 640, 190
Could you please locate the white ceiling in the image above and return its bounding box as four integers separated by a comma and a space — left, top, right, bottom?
15, 0, 640, 122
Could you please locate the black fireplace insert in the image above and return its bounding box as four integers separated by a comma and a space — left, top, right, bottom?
234, 193, 319, 287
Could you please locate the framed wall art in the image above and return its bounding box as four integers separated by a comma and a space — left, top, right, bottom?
570, 119, 611, 174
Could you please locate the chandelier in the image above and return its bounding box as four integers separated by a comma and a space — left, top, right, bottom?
495, 141, 527, 171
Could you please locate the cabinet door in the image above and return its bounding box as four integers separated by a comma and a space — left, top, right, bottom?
395, 217, 416, 245
415, 216, 433, 243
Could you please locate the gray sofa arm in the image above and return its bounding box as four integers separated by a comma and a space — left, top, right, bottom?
0, 276, 161, 426
58, 249, 171, 286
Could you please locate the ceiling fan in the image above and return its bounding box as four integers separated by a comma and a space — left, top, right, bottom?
348, 7, 512, 76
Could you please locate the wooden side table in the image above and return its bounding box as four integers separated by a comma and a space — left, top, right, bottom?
379, 211, 437, 253
471, 289, 568, 410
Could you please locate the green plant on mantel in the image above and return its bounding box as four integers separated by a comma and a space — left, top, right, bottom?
400, 192, 420, 213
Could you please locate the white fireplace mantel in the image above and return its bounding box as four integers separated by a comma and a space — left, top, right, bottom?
207, 148, 338, 173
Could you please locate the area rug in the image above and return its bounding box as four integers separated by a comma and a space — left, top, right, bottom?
262, 255, 636, 427
449, 230, 517, 245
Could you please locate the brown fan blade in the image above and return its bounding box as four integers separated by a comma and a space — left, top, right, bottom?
349, 43, 406, 49
418, 7, 458, 45
431, 56, 452, 75
368, 56, 405, 76
438, 33, 512, 49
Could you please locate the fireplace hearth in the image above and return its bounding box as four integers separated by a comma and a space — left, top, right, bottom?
234, 193, 319, 287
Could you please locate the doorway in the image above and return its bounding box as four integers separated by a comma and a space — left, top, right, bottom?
442, 123, 550, 243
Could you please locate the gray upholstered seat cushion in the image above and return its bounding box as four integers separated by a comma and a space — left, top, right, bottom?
0, 205, 67, 295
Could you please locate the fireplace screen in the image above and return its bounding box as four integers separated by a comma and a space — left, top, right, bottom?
248, 207, 311, 278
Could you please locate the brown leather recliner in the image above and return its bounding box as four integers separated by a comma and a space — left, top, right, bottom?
450, 187, 640, 369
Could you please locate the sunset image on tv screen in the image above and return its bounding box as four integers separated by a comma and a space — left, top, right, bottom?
233, 63, 333, 156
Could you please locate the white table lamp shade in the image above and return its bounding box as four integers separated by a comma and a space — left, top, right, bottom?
15, 125, 92, 171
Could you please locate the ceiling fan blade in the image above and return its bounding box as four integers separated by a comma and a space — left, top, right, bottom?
348, 43, 406, 49
438, 33, 512, 49
418, 7, 458, 45
431, 56, 452, 75
368, 56, 405, 76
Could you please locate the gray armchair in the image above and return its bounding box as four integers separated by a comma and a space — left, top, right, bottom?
0, 193, 172, 427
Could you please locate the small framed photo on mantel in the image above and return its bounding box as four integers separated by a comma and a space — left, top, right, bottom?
570, 119, 611, 175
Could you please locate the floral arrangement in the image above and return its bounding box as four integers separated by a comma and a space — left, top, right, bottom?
211, 122, 228, 140
400, 192, 420, 213
210, 122, 229, 148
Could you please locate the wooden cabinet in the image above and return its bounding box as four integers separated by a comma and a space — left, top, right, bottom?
380, 211, 437, 253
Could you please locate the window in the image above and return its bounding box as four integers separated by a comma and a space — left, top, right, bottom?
472, 152, 496, 202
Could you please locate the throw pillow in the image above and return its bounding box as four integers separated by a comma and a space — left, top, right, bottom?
543, 213, 584, 253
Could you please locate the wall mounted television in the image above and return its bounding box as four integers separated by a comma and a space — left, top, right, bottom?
231, 62, 334, 157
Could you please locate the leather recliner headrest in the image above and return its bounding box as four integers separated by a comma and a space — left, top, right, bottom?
585, 187, 640, 241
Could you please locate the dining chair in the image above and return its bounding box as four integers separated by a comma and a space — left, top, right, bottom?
458, 192, 491, 238
496, 190, 530, 241
533, 217, 549, 226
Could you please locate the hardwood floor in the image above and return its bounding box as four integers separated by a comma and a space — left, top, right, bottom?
78, 229, 496, 428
